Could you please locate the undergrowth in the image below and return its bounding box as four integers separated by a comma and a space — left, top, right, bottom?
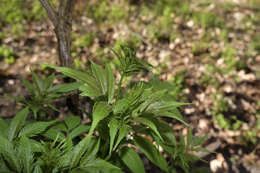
1, 45, 208, 173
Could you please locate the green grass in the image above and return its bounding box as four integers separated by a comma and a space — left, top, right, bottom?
192, 11, 224, 29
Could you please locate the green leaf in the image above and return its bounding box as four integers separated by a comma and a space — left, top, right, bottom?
0, 117, 8, 137
81, 158, 122, 173
187, 129, 193, 146
91, 61, 106, 94
91, 102, 111, 131
44, 64, 97, 88
79, 84, 102, 97
19, 120, 57, 137
19, 136, 34, 173
108, 118, 119, 155
153, 119, 177, 146
192, 135, 207, 146
138, 89, 167, 113
147, 101, 189, 114
113, 98, 130, 114
134, 135, 168, 172
31, 72, 44, 92
48, 82, 82, 93
119, 147, 145, 173
0, 136, 21, 172
159, 110, 188, 126
22, 79, 35, 96
8, 107, 29, 141
113, 124, 130, 150
106, 64, 115, 103
43, 73, 55, 91
70, 125, 90, 139
65, 116, 81, 131
80, 138, 100, 165
29, 139, 44, 153
70, 102, 111, 167
135, 117, 163, 140
86, 102, 112, 146
69, 137, 92, 168
54, 122, 67, 132
33, 165, 43, 173
42, 128, 66, 141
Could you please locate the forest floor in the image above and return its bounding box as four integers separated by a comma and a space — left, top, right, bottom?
0, 0, 260, 172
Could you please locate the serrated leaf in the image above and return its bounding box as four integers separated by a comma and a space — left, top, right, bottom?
48, 82, 82, 93
147, 101, 189, 114
106, 64, 115, 103
134, 135, 168, 172
8, 107, 29, 141
108, 118, 119, 155
91, 61, 106, 94
19, 136, 34, 173
70, 125, 90, 139
79, 84, 102, 97
81, 158, 122, 173
159, 111, 188, 126
119, 147, 145, 173
135, 117, 163, 140
138, 90, 167, 113
0, 136, 21, 172
19, 120, 57, 137
65, 116, 81, 131
44, 64, 97, 88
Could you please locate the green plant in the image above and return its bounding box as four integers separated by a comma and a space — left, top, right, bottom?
11, 72, 81, 119
0, 108, 121, 172
43, 45, 207, 172
3, 45, 207, 172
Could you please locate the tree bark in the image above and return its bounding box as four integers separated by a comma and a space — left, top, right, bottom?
39, 0, 81, 116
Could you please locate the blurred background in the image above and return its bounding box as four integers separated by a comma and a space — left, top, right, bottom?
0, 0, 259, 172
